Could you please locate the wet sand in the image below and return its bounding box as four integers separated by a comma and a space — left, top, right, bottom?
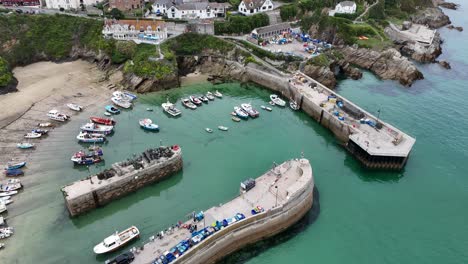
0, 60, 116, 175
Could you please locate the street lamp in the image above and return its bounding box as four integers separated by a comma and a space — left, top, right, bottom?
275, 186, 278, 207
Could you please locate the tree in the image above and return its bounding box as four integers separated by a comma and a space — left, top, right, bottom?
368, 0, 385, 19
109, 8, 125, 19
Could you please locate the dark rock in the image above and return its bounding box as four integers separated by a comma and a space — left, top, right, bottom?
438, 60, 451, 69
402, 21, 413, 30
410, 8, 451, 29
438, 2, 458, 10
302, 64, 337, 88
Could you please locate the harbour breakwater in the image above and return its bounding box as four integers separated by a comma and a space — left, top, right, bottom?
61, 145, 183, 217
132, 158, 314, 264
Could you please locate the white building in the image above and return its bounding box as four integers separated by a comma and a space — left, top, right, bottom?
238, 0, 273, 16
334, 1, 356, 14
102, 19, 168, 44
152, 0, 230, 19
45, 0, 100, 10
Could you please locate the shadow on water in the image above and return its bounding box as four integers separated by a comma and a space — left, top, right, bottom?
219, 186, 321, 264
343, 155, 405, 183
69, 170, 184, 229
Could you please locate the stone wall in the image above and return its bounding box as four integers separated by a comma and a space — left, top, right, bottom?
63, 154, 183, 217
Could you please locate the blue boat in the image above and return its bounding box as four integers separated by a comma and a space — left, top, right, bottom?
123, 91, 138, 101
5, 161, 26, 170
105, 105, 120, 114
5, 168, 24, 177
139, 119, 159, 131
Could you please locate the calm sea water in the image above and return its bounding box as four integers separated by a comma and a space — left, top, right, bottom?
2, 4, 468, 264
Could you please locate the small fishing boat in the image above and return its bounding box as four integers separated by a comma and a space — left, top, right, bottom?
77, 132, 106, 143
0, 198, 12, 205
5, 169, 23, 177
199, 95, 209, 103
24, 132, 42, 139
80, 123, 114, 135
37, 122, 53, 127
218, 126, 229, 131
0, 191, 18, 197
67, 103, 82, 112
32, 129, 48, 135
71, 148, 103, 165
234, 106, 249, 119
90, 117, 116, 126
231, 112, 237, 116
16, 143, 35, 149
232, 117, 241, 122
93, 226, 140, 254
162, 99, 182, 117
181, 98, 197, 109
0, 183, 22, 192
105, 105, 120, 114
112, 91, 134, 102
241, 103, 260, 118
104, 112, 111, 116
289, 100, 300, 110
189, 96, 202, 106
139, 119, 159, 131
47, 109, 69, 122
0, 196, 10, 201
206, 92, 215, 100
5, 161, 26, 170
146, 108, 153, 112
205, 128, 213, 133
123, 91, 138, 101
111, 97, 132, 109
214, 90, 223, 98
270, 95, 286, 107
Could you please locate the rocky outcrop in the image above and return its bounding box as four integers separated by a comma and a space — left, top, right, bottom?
437, 60, 451, 69
122, 72, 179, 93
410, 8, 451, 29
400, 32, 442, 62
434, 0, 459, 10
339, 47, 424, 86
302, 64, 337, 88
447, 25, 463, 31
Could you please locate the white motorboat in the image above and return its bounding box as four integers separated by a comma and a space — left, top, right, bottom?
104, 112, 111, 116
67, 103, 82, 111
80, 123, 114, 135
234, 106, 249, 119
111, 97, 132, 109
205, 128, 213, 133
47, 109, 69, 122
0, 199, 12, 205
17, 142, 35, 149
0, 191, 18, 197
0, 196, 11, 201
189, 96, 202, 105
93, 226, 140, 254
162, 99, 181, 117
139, 119, 159, 131
218, 126, 229, 131
206, 92, 215, 100
0, 183, 22, 192
113, 91, 134, 102
77, 132, 106, 143
181, 98, 197, 109
24, 132, 42, 139
289, 100, 300, 110
270, 95, 286, 107
240, 103, 260, 118
214, 90, 223, 98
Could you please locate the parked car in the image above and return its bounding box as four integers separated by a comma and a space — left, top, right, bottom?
105, 252, 134, 264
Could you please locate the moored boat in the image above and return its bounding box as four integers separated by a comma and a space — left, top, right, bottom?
214, 90, 223, 98
269, 95, 286, 107
189, 96, 202, 105
113, 91, 134, 102
90, 117, 116, 126
232, 117, 241, 122
0, 191, 18, 197
77, 132, 106, 143
93, 226, 140, 254
111, 97, 132, 109
5, 161, 26, 170
0, 183, 22, 192
162, 99, 182, 117
4, 169, 23, 177
123, 91, 138, 101
81, 123, 114, 135
16, 143, 35, 149
71, 148, 103, 165
181, 98, 197, 109
37, 122, 53, 127
67, 103, 82, 112
24, 132, 42, 139
218, 126, 229, 131
32, 129, 48, 135
105, 105, 120, 114
234, 106, 249, 119
139, 119, 159, 131
0, 202, 6, 214
199, 95, 209, 103
205, 128, 213, 133
289, 100, 300, 110
104, 112, 111, 116
241, 103, 260, 118
206, 92, 215, 100
47, 109, 69, 122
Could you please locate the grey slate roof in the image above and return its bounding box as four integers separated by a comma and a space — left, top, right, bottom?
254, 22, 291, 35
243, 0, 267, 10
338, 1, 355, 7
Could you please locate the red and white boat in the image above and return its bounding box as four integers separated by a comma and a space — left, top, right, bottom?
90, 117, 116, 126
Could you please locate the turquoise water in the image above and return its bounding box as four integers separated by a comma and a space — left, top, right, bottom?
2, 4, 468, 264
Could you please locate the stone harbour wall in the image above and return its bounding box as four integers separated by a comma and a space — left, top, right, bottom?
63, 154, 183, 217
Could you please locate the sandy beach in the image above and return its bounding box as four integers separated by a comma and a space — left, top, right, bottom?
0, 60, 115, 173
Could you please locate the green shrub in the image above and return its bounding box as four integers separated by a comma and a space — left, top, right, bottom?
215, 13, 269, 35
0, 57, 13, 87
280, 4, 298, 21
163, 33, 234, 55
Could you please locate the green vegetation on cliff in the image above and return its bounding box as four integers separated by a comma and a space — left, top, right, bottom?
214, 13, 269, 35
163, 33, 234, 55
123, 44, 175, 80
0, 57, 13, 87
